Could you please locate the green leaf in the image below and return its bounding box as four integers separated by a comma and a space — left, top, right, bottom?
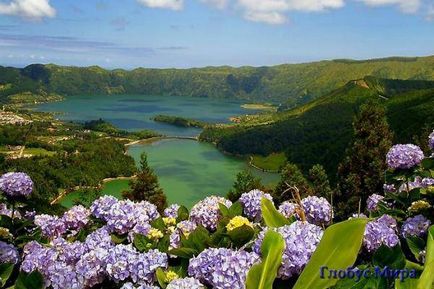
168, 247, 197, 259
15, 271, 44, 289
133, 234, 152, 252
228, 201, 243, 217
261, 198, 289, 228
219, 203, 230, 217
418, 226, 434, 289
0, 263, 14, 287
182, 226, 210, 252
421, 158, 434, 170
293, 218, 368, 289
246, 230, 285, 289
406, 236, 426, 260
227, 224, 255, 247
151, 218, 166, 230
176, 206, 189, 222
373, 245, 406, 269
110, 233, 127, 244
156, 268, 168, 289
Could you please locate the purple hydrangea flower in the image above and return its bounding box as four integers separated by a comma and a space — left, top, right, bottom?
253, 221, 323, 279
51, 238, 88, 265
0, 241, 19, 264
386, 144, 424, 170
128, 221, 152, 243
399, 177, 424, 192
90, 195, 118, 220
0, 172, 33, 197
366, 194, 385, 212
34, 214, 67, 239
0, 203, 22, 219
278, 201, 299, 219
301, 196, 333, 225
383, 184, 396, 193
164, 204, 180, 218
188, 248, 259, 289
85, 226, 114, 250
401, 215, 431, 238
169, 220, 197, 250
363, 215, 399, 252
239, 190, 273, 221
120, 283, 160, 289
349, 213, 368, 219
76, 248, 109, 288
130, 249, 168, 284
189, 196, 232, 230
429, 131, 434, 151
47, 261, 82, 289
62, 205, 90, 231
167, 277, 205, 289
422, 178, 434, 188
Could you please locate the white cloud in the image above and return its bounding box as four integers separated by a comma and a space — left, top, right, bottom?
201, 0, 229, 9
360, 0, 421, 13
137, 0, 183, 10
427, 4, 434, 20
235, 0, 344, 24
0, 0, 56, 20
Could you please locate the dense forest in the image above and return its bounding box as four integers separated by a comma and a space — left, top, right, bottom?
200, 77, 434, 178
1, 55, 434, 107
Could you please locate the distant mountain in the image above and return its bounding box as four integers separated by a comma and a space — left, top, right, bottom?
199, 76, 434, 177
1, 55, 434, 105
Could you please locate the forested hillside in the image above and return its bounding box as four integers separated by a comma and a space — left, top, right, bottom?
199, 77, 434, 177
1, 55, 434, 106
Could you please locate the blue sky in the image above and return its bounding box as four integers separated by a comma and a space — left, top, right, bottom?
0, 0, 433, 68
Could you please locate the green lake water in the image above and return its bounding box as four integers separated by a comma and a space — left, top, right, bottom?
35, 94, 279, 208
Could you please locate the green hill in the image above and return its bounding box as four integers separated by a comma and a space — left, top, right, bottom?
1, 55, 434, 105
199, 77, 434, 177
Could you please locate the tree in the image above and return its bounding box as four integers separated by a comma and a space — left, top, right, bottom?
227, 170, 265, 202
273, 162, 312, 204
123, 153, 167, 212
308, 164, 333, 201
335, 101, 393, 219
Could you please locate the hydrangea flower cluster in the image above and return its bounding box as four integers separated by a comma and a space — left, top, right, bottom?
0, 172, 33, 197
422, 178, 434, 188
90, 197, 159, 234
121, 283, 159, 289
164, 204, 180, 218
278, 201, 299, 219
301, 196, 333, 225
188, 248, 259, 289
383, 183, 396, 193
62, 205, 91, 231
34, 214, 67, 239
0, 241, 19, 264
401, 215, 431, 238
167, 277, 205, 289
0, 203, 22, 219
386, 144, 424, 170
169, 220, 197, 250
253, 221, 323, 279
429, 130, 434, 151
363, 215, 399, 252
239, 190, 273, 221
366, 194, 385, 212
21, 234, 167, 289
189, 196, 232, 230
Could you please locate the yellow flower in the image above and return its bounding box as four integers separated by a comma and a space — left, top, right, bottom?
165, 271, 179, 283
167, 226, 176, 234
226, 216, 253, 232
409, 200, 431, 213
163, 217, 177, 226
147, 228, 164, 240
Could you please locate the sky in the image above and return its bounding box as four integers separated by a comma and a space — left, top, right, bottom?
0, 0, 433, 69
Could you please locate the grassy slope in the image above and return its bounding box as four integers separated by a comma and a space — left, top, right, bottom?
200, 77, 434, 177
1, 56, 434, 105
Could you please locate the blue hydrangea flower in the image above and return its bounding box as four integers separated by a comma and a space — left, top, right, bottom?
76, 247, 109, 288
90, 195, 118, 220
62, 205, 90, 231
383, 184, 396, 193
429, 130, 434, 151
239, 189, 273, 221
386, 144, 424, 170
0, 241, 19, 264
278, 201, 299, 219
401, 215, 431, 238
189, 196, 232, 230
85, 226, 114, 250
164, 204, 180, 218
34, 214, 67, 239
253, 221, 323, 279
188, 248, 259, 289
422, 178, 434, 188
366, 194, 385, 212
363, 215, 399, 252
301, 196, 333, 225
167, 277, 205, 289
0, 172, 33, 197
130, 249, 168, 284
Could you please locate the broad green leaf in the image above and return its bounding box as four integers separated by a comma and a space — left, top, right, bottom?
373, 245, 405, 269
293, 218, 368, 289
151, 218, 166, 230
228, 201, 243, 216
0, 263, 14, 287
168, 247, 197, 259
176, 206, 189, 222
246, 230, 285, 289
227, 224, 255, 247
156, 268, 168, 289
406, 237, 426, 260
110, 233, 127, 244
133, 234, 152, 252
421, 158, 434, 170
15, 271, 44, 289
418, 226, 434, 289
218, 203, 230, 217
261, 198, 289, 228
